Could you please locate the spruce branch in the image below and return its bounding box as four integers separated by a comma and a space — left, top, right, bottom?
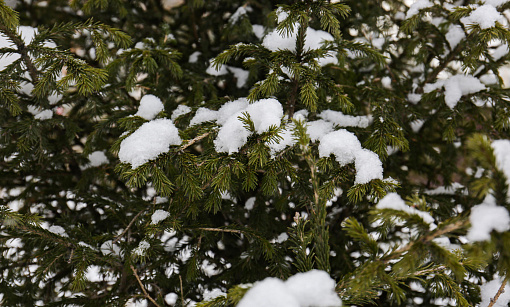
180, 132, 212, 152
130, 265, 161, 307
0, 23, 39, 84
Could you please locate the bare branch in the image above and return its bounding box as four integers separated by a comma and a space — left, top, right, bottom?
130, 265, 161, 307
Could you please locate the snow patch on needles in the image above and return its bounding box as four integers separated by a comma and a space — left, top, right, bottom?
135, 94, 164, 120
171, 104, 191, 121
87, 151, 108, 167
151, 210, 170, 225
460, 5, 506, 30
480, 276, 510, 307
189, 98, 282, 154
424, 75, 485, 109
318, 129, 383, 184
405, 0, 433, 19
467, 194, 510, 242
484, 0, 510, 7
119, 118, 182, 169
237, 270, 341, 307
133, 240, 150, 256
262, 27, 337, 66
376, 193, 435, 225
48, 225, 69, 237
318, 110, 371, 128
492, 140, 510, 197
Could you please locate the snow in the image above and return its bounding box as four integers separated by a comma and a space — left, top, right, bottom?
492, 140, 510, 198
133, 240, 150, 256
0, 26, 57, 71
407, 93, 422, 104
34, 109, 53, 120
445, 25, 465, 49
376, 193, 435, 225
318, 129, 383, 184
135, 94, 164, 120
354, 149, 384, 184
48, 225, 69, 237
424, 75, 485, 109
262, 27, 337, 66
467, 194, 510, 242
214, 98, 283, 154
206, 59, 229, 76
480, 73, 498, 85
119, 118, 182, 169
171, 104, 192, 121
405, 0, 433, 19
229, 6, 252, 24
164, 293, 178, 305
318, 110, 371, 128
228, 66, 250, 88
460, 5, 506, 30
100, 240, 123, 256
188, 51, 201, 63
484, 0, 510, 6
190, 107, 219, 126
480, 277, 510, 307
307, 120, 334, 141
492, 44, 509, 60
87, 151, 108, 167
252, 24, 265, 40
151, 209, 170, 225
267, 124, 296, 155
238, 270, 341, 307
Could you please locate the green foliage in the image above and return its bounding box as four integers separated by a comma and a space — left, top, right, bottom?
3, 0, 510, 306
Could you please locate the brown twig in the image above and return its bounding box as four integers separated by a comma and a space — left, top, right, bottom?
179, 275, 185, 306
196, 227, 242, 234
180, 132, 212, 152
113, 209, 145, 244
130, 265, 161, 307
488, 278, 508, 307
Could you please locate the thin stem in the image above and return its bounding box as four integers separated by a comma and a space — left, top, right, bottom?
130, 265, 161, 307
179, 275, 185, 306
488, 278, 508, 307
113, 209, 145, 244
180, 132, 211, 152
196, 227, 242, 234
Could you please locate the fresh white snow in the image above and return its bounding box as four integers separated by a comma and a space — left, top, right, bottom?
135, 94, 164, 120
467, 194, 510, 242
119, 118, 182, 168
237, 270, 341, 307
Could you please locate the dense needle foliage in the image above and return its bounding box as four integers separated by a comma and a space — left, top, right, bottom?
2, 0, 510, 306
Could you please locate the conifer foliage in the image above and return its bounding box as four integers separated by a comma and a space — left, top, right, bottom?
3, 0, 510, 306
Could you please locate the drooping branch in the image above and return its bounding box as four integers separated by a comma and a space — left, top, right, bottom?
0, 23, 39, 84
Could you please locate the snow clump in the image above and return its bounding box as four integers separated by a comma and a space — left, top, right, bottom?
405, 0, 433, 19
87, 151, 108, 167
492, 139, 510, 198
467, 194, 510, 242
135, 94, 164, 120
318, 129, 383, 184
171, 104, 192, 121
48, 225, 69, 237
262, 27, 337, 66
424, 74, 485, 109
119, 118, 182, 169
376, 193, 435, 225
237, 270, 341, 307
151, 210, 170, 225
460, 5, 506, 30
133, 240, 151, 256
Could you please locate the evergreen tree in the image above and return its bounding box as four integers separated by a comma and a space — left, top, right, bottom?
3, 0, 510, 306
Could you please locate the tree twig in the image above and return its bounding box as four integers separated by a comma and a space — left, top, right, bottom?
113, 209, 145, 244
196, 227, 242, 234
130, 265, 161, 307
179, 275, 185, 306
488, 278, 508, 307
180, 132, 212, 152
